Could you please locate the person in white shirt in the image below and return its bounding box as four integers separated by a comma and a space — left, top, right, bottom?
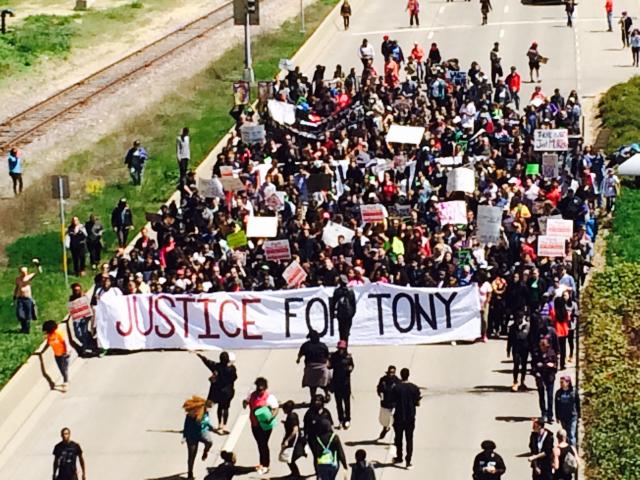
358, 38, 375, 67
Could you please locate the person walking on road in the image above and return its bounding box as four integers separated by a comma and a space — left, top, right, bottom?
551, 296, 570, 370
304, 394, 335, 467
14, 263, 39, 334
602, 167, 620, 213
552, 429, 579, 480
53, 427, 86, 480
527, 42, 543, 83
195, 351, 238, 433
331, 274, 357, 343
111, 198, 133, 248
297, 329, 331, 401
391, 368, 421, 470
358, 39, 375, 68
406, 0, 420, 27
480, 0, 492, 25
472, 440, 506, 479
177, 126, 191, 185
204, 450, 258, 480
631, 29, 640, 65
490, 42, 503, 86
533, 338, 558, 423
507, 311, 531, 391
85, 214, 104, 270
411, 41, 426, 83
243, 377, 279, 475
329, 340, 354, 430
182, 395, 215, 480
605, 0, 613, 31
340, 0, 352, 30
280, 400, 306, 478
554, 376, 580, 446
7, 147, 23, 196
505, 66, 521, 110
43, 320, 71, 392
620, 11, 633, 47
564, 0, 575, 27
376, 365, 400, 439
311, 419, 348, 480
528, 418, 554, 480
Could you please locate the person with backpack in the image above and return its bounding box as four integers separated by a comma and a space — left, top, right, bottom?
376, 365, 400, 439
331, 275, 357, 343
181, 395, 215, 480
329, 340, 355, 429
351, 449, 376, 480
311, 419, 348, 480
506, 311, 531, 391
472, 440, 506, 479
552, 429, 579, 479
243, 377, 279, 475
304, 394, 335, 467
554, 376, 580, 446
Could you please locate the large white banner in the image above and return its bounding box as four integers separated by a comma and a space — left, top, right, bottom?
96, 284, 481, 350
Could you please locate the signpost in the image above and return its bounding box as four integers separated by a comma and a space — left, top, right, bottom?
234, 0, 259, 83
51, 175, 70, 287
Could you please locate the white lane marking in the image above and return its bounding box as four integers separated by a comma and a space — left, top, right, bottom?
352, 17, 603, 36
222, 413, 249, 451
499, 28, 505, 38
438, 5, 445, 14
428, 30, 434, 39
504, 4, 509, 13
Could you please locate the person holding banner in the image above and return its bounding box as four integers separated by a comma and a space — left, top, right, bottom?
68, 283, 95, 356
331, 275, 357, 343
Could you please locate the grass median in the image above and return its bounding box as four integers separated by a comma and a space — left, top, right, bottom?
580, 79, 640, 479
0, 0, 339, 388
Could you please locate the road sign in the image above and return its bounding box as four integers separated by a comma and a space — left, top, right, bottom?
51, 175, 70, 199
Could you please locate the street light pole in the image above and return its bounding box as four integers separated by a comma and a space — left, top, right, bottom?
300, 0, 305, 33
243, 10, 254, 83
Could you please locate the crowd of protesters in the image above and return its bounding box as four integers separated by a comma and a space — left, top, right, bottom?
38, 25, 609, 480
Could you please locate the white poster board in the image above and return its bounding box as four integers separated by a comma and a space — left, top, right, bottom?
546, 218, 573, 239
322, 221, 355, 248
264, 239, 291, 261
477, 205, 503, 244
534, 129, 569, 151
386, 125, 425, 145
446, 167, 475, 193
240, 124, 266, 145
436, 201, 468, 225
360, 204, 386, 223
267, 99, 296, 125
282, 260, 307, 287
246, 216, 278, 238
197, 177, 224, 199
537, 235, 566, 257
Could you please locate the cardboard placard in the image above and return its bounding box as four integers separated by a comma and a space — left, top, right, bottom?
360, 204, 386, 223
246, 216, 278, 238
240, 124, 266, 145
546, 218, 573, 239
534, 129, 569, 151
197, 178, 224, 199
446, 167, 475, 193
68, 296, 93, 321
226, 230, 248, 249
282, 260, 307, 287
537, 235, 566, 257
477, 205, 503, 244
436, 201, 468, 225
219, 166, 234, 177
267, 99, 296, 125
526, 163, 540, 176
265, 192, 285, 211
220, 176, 246, 192
542, 153, 559, 178
264, 239, 291, 261
392, 204, 412, 218
386, 124, 425, 145
437, 156, 463, 166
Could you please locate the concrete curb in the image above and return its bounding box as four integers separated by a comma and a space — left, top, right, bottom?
0, 0, 347, 460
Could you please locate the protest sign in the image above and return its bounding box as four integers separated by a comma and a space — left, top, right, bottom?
546, 218, 573, 238
220, 176, 245, 191
526, 163, 540, 176
477, 205, 503, 244
436, 201, 468, 225
392, 204, 412, 218
268, 99, 296, 125
264, 239, 291, 261
534, 129, 569, 151
446, 167, 475, 193
537, 235, 566, 257
197, 178, 224, 199
386, 125, 425, 145
226, 230, 248, 249
265, 192, 285, 211
437, 156, 463, 166
96, 284, 481, 350
219, 166, 234, 177
542, 153, 559, 178
246, 216, 278, 238
360, 204, 386, 223
393, 154, 407, 170
68, 296, 93, 321
233, 81, 249, 105
240, 124, 266, 145
282, 260, 307, 287
322, 221, 355, 248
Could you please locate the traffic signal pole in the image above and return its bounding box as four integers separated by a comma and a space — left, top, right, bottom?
243, 4, 255, 83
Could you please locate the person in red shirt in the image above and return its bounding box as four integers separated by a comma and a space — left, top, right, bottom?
43, 320, 70, 392
505, 66, 521, 110
410, 41, 426, 83
406, 0, 420, 26
550, 296, 570, 370
243, 377, 279, 475
384, 58, 400, 89
605, 0, 613, 31
545, 180, 562, 206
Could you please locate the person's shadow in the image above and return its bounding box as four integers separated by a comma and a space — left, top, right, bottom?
36, 350, 56, 391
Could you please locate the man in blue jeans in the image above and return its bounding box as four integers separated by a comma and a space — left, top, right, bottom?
555, 376, 580, 445
532, 338, 558, 423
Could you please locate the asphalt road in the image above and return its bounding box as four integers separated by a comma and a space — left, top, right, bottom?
1, 0, 632, 478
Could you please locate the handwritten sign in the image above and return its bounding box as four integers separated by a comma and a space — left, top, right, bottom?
477, 205, 502, 244
446, 167, 475, 193
226, 230, 248, 249
537, 235, 566, 257
436, 201, 468, 225
534, 129, 569, 151
246, 216, 278, 238
360, 204, 386, 223
282, 260, 307, 287
68, 296, 93, 321
264, 239, 291, 261
542, 153, 559, 178
546, 218, 573, 238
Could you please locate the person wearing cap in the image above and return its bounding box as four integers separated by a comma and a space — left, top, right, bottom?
472, 440, 506, 479
110, 198, 133, 248
528, 418, 554, 480
331, 274, 357, 343
554, 376, 580, 446
329, 340, 355, 429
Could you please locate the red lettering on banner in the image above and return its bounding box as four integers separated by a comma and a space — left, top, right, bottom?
134, 296, 153, 336
219, 300, 241, 338
154, 295, 176, 338
176, 296, 197, 338
116, 296, 134, 336
242, 298, 263, 340
198, 298, 220, 339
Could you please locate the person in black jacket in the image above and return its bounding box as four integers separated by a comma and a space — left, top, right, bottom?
195, 351, 238, 433
111, 198, 133, 248
472, 440, 506, 479
554, 376, 580, 446
528, 418, 554, 480
67, 216, 88, 276
331, 275, 357, 343
351, 449, 376, 480
329, 340, 355, 429
506, 311, 530, 392
391, 368, 421, 469
310, 419, 348, 480
204, 450, 257, 480
376, 365, 400, 439
304, 395, 334, 467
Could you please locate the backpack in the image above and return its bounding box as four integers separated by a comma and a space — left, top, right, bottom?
336, 290, 355, 319
316, 433, 337, 467
562, 446, 579, 474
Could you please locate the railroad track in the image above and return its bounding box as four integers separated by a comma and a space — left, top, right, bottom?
0, 0, 236, 153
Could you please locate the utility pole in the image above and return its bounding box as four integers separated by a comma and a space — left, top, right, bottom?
244, 9, 254, 83
51, 175, 70, 287
300, 0, 305, 33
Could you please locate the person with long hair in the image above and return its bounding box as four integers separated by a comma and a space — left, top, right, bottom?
551, 296, 570, 370
182, 395, 214, 480
243, 377, 279, 475
196, 351, 238, 433
204, 450, 257, 480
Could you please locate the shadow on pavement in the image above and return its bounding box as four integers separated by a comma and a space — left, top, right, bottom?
145, 474, 186, 480
491, 368, 514, 374
146, 429, 183, 434
495, 416, 535, 423
469, 385, 514, 393
36, 351, 55, 390
345, 438, 390, 447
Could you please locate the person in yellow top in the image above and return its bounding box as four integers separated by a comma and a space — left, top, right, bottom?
511, 200, 531, 220
43, 320, 70, 392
